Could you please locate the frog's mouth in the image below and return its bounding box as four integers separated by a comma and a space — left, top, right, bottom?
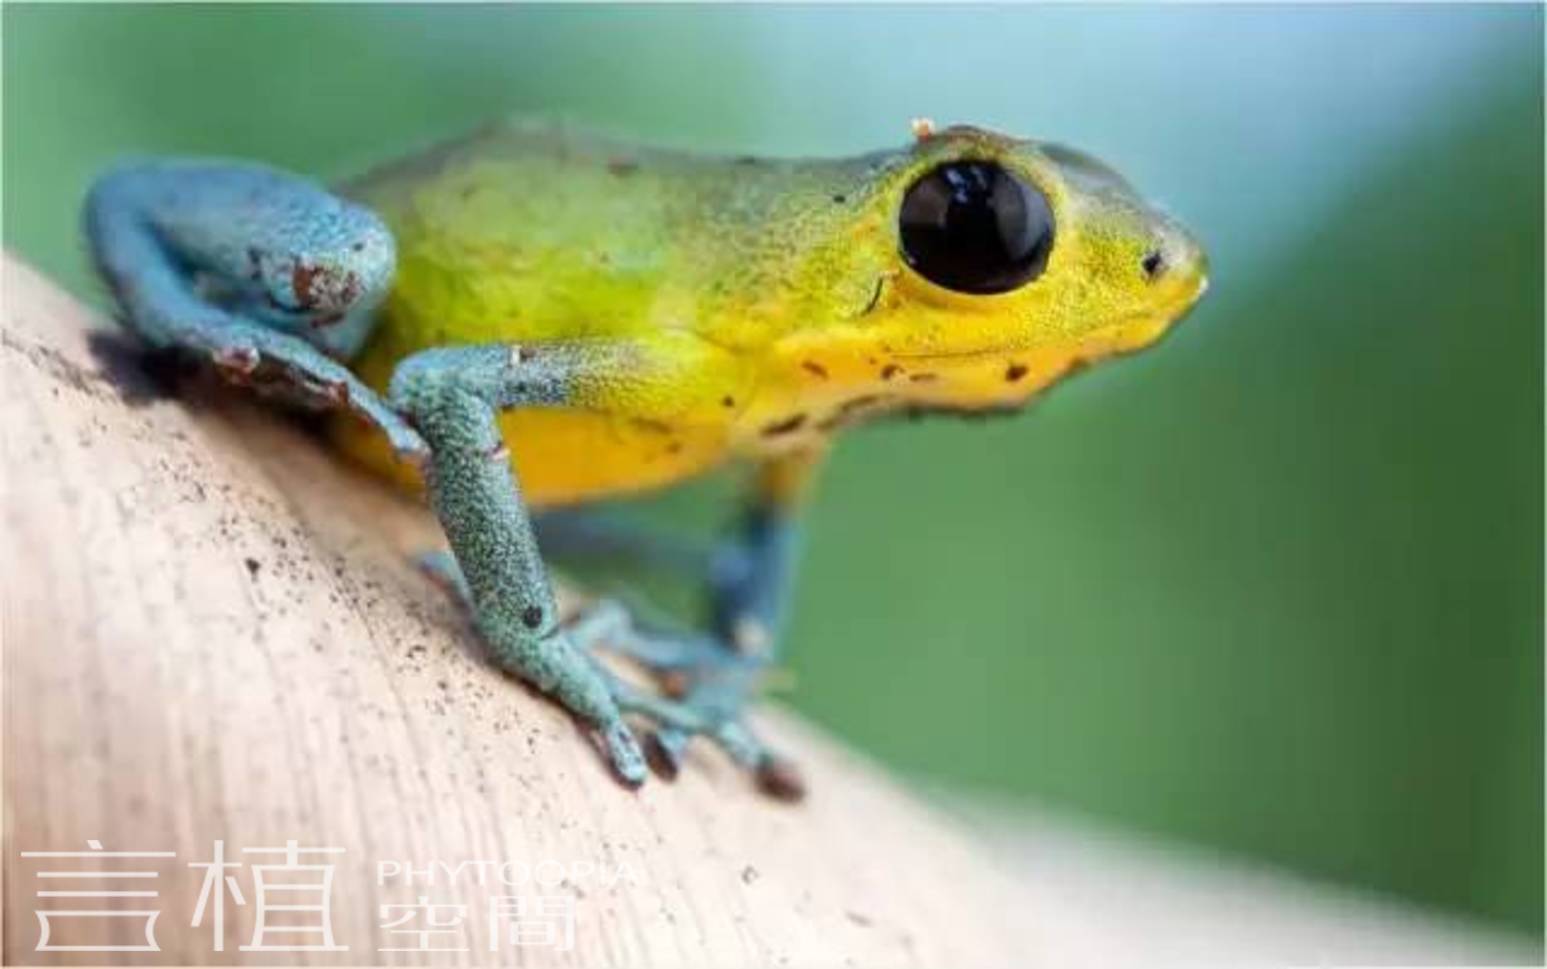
869, 284, 1208, 425
886, 264, 1209, 368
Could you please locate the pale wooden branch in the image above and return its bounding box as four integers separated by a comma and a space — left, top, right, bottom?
0, 252, 1076, 967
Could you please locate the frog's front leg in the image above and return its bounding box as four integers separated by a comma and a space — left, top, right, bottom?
84, 160, 426, 461
388, 342, 745, 787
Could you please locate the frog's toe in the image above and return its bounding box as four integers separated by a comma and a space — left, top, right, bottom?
645, 718, 804, 801
600, 719, 649, 788
755, 754, 807, 801
643, 726, 690, 778
581, 643, 798, 799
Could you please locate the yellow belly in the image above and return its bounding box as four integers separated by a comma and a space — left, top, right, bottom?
332, 406, 731, 509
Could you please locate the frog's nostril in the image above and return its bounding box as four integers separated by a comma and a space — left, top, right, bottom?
1140, 249, 1165, 281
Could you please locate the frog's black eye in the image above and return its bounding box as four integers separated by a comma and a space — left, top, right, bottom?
898, 161, 1054, 294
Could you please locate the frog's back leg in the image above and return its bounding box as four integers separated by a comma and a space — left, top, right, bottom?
83, 160, 425, 460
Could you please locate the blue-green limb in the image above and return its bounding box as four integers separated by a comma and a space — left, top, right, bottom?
84, 161, 427, 462
390, 343, 804, 790
654, 454, 816, 799
534, 509, 714, 577
82, 158, 811, 795
417, 550, 735, 673
522, 455, 819, 799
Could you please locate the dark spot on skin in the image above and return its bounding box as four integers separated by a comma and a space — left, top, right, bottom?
521, 606, 543, 630
721, 395, 736, 408
817, 394, 892, 432
212, 344, 259, 375
607, 158, 639, 176
292, 263, 319, 309
858, 276, 885, 317
880, 364, 902, 381
1141, 250, 1166, 280
1005, 363, 1029, 383
908, 372, 938, 383
801, 360, 829, 379
831, 193, 847, 204
761, 414, 807, 437
894, 401, 1023, 425
631, 417, 672, 435
244, 557, 261, 578
287, 260, 355, 320
666, 441, 684, 455
845, 911, 874, 928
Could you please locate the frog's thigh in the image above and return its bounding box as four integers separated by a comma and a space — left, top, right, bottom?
84, 160, 424, 459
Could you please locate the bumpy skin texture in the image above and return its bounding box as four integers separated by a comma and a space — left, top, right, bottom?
337, 122, 1206, 505
84, 121, 1206, 796
86, 162, 426, 461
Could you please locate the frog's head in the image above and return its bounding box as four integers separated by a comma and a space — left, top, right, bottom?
822, 122, 1207, 414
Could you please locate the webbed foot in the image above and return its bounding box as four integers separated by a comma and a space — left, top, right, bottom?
416, 550, 802, 799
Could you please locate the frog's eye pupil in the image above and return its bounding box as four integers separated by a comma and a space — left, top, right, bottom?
898, 161, 1054, 294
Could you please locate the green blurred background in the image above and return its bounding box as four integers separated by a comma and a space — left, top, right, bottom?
4, 3, 1540, 940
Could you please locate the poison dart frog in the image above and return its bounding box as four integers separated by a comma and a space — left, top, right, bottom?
85, 118, 1207, 799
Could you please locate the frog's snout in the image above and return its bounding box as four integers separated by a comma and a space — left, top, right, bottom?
1040, 140, 1208, 313
1136, 209, 1210, 316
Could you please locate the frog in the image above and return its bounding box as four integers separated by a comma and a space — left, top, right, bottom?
84, 117, 1207, 800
